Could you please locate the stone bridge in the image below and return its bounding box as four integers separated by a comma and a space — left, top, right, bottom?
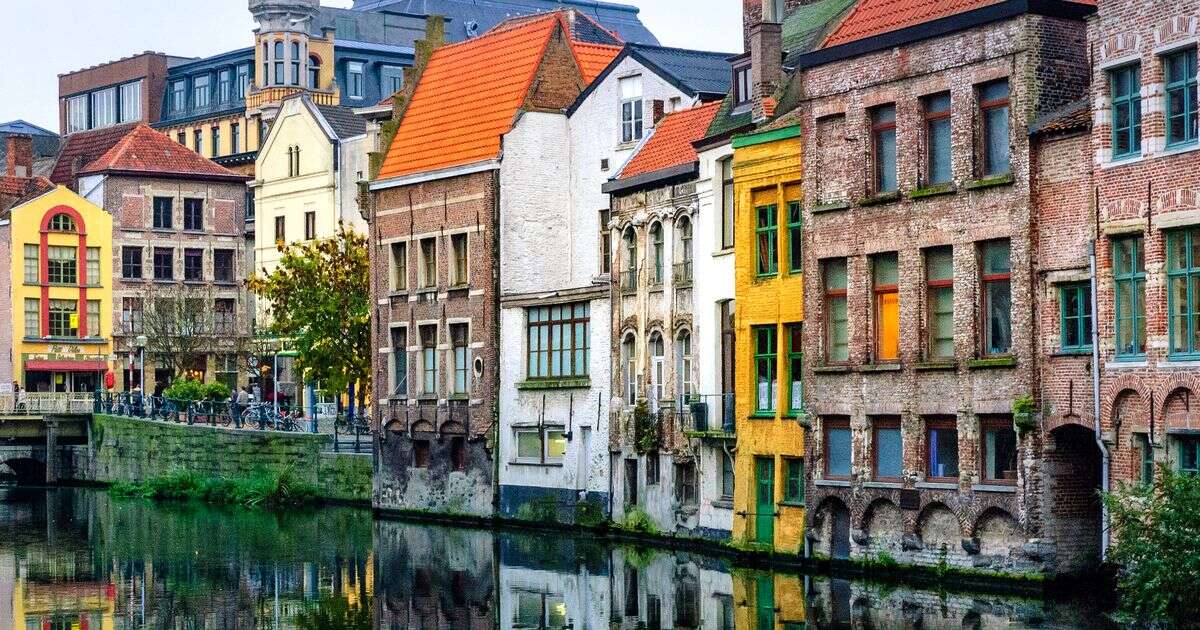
0, 393, 92, 483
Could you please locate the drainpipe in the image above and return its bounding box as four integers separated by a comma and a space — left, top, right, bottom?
1090, 240, 1110, 561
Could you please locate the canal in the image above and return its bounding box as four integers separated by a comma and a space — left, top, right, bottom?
0, 487, 1115, 629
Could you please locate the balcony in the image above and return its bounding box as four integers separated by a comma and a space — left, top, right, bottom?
620, 267, 638, 295
611, 394, 735, 452
673, 261, 693, 287
679, 394, 736, 439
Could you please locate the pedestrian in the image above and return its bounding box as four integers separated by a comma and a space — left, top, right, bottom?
228, 384, 241, 424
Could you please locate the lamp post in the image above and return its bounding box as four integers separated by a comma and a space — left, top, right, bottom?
134, 334, 148, 399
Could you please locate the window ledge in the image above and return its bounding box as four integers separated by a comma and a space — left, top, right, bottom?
754, 273, 779, 281
415, 394, 439, 402
968, 356, 1016, 369
509, 460, 564, 468
857, 191, 901, 207
915, 481, 959, 490
1162, 359, 1200, 369
1104, 153, 1146, 169
812, 365, 851, 374
1051, 350, 1092, 357
448, 394, 469, 401
907, 183, 956, 199
1106, 359, 1148, 369
151, 228, 176, 234
815, 479, 851, 488
914, 361, 956, 371
748, 411, 776, 420
859, 363, 901, 373
964, 172, 1015, 190
972, 483, 1017, 493
1162, 141, 1200, 158
416, 287, 437, 295
711, 498, 733, 509
811, 200, 850, 214
213, 280, 238, 286
517, 377, 590, 390
778, 500, 806, 508
26, 337, 108, 345
862, 481, 902, 490
447, 283, 470, 292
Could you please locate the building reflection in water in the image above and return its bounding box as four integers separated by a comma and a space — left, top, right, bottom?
0, 488, 1112, 629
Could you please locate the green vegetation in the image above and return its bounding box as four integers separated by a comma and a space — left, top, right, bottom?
109, 467, 319, 508
633, 400, 660, 453
295, 596, 372, 630
617, 507, 659, 535
1105, 469, 1200, 626
162, 377, 230, 402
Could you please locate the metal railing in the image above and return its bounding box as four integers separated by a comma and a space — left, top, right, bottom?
673, 261, 693, 286
678, 394, 736, 435
620, 268, 638, 294
0, 392, 95, 415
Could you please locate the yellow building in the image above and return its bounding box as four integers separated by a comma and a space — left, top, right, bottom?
732, 569, 807, 628
730, 124, 805, 551
1, 185, 114, 392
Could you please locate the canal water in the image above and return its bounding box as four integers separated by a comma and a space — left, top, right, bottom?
0, 487, 1116, 629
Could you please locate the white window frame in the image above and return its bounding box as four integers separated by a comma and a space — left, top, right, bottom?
347, 61, 365, 100
120, 81, 142, 123
90, 87, 116, 129
619, 75, 644, 143
513, 426, 567, 464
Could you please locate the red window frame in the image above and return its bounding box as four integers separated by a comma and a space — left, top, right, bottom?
980, 242, 1012, 357
979, 415, 1018, 486
925, 248, 954, 360
823, 260, 848, 364
923, 92, 951, 185
871, 105, 897, 194
872, 254, 899, 363
871, 416, 902, 482
978, 80, 1011, 176
925, 416, 958, 482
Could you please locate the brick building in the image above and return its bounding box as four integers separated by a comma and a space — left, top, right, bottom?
787, 0, 1096, 573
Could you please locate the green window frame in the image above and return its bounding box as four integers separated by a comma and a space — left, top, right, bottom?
1167, 228, 1200, 357
1164, 48, 1198, 148
1135, 434, 1153, 486
785, 323, 802, 416
1113, 235, 1146, 358
1059, 282, 1092, 353
1179, 436, 1200, 476
755, 204, 778, 277
753, 325, 777, 415
782, 457, 804, 504
786, 201, 802, 274
1110, 64, 1142, 159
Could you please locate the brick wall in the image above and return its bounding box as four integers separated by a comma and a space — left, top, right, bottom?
58, 53, 172, 134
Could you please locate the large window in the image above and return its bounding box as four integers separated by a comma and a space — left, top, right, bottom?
649, 222, 664, 286
419, 237, 436, 288
980, 240, 1011, 356
721, 158, 734, 249
86, 300, 98, 338
184, 249, 203, 281
390, 327, 408, 397
527, 302, 590, 379
1168, 228, 1200, 356
925, 247, 954, 360
649, 332, 665, 406
236, 64, 250, 99
390, 242, 407, 292
274, 41, 285, 85
121, 297, 143, 334
1110, 64, 1142, 159
49, 299, 78, 338
873, 253, 899, 362
47, 246, 77, 285
1060, 282, 1093, 353
214, 249, 234, 283
192, 74, 211, 109
67, 95, 87, 133
120, 80, 141, 123
824, 259, 848, 363
451, 323, 470, 395
755, 204, 778, 276
981, 417, 1017, 483
621, 227, 637, 292
86, 247, 100, 285
347, 61, 365, 99
872, 417, 902, 480
1114, 235, 1146, 357
153, 248, 173, 281
676, 329, 693, 405
926, 418, 958, 480
676, 215, 693, 283
619, 75, 643, 143
871, 104, 897, 194
515, 427, 567, 464
419, 325, 437, 394
153, 197, 173, 230
24, 299, 39, 337
753, 325, 776, 414
1165, 48, 1198, 147
785, 324, 802, 415
23, 244, 37, 284
218, 69, 233, 103
231, 123, 241, 154
451, 233, 468, 286
309, 56, 323, 90
979, 79, 1011, 176
1179, 436, 1200, 476
924, 92, 952, 184
183, 198, 203, 231
90, 87, 116, 129
171, 80, 186, 113
825, 417, 851, 478
291, 41, 301, 86
622, 334, 637, 405
214, 298, 235, 335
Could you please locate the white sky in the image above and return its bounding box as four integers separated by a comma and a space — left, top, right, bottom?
0, 0, 743, 132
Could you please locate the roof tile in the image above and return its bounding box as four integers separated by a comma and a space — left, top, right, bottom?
49, 123, 139, 186
617, 101, 721, 181
823, 0, 1095, 47
77, 124, 245, 181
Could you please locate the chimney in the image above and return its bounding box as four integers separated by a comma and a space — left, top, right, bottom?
748, 1, 783, 122
5, 135, 32, 178
652, 99, 666, 125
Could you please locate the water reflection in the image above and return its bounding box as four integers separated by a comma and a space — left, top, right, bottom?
0, 488, 1112, 629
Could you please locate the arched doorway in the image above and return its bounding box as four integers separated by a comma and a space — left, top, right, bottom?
1046, 423, 1102, 572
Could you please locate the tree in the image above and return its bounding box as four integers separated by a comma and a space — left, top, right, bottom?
129, 282, 251, 383
247, 222, 371, 408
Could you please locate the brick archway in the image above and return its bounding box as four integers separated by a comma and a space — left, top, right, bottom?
1157, 374, 1200, 433
1104, 373, 1150, 424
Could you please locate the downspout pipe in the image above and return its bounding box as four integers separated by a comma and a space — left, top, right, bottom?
1090, 240, 1110, 561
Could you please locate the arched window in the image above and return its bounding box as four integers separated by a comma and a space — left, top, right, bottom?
308, 55, 322, 89
622, 333, 637, 405
676, 329, 693, 407
290, 41, 301, 86
649, 331, 665, 410
675, 215, 693, 284
650, 222, 664, 286
273, 41, 285, 86
49, 213, 76, 232
622, 227, 638, 292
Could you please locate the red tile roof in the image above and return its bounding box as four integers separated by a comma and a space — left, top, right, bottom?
0, 176, 54, 213
49, 123, 138, 186
823, 0, 1095, 47
78, 124, 246, 181
376, 12, 620, 181
617, 101, 722, 180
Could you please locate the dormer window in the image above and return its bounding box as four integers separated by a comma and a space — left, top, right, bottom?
733, 65, 751, 107
620, 75, 644, 143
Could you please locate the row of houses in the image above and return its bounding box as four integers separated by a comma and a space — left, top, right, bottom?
365, 0, 1200, 578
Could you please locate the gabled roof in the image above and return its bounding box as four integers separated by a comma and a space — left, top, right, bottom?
0, 176, 55, 215
376, 12, 619, 182
315, 104, 369, 140
606, 101, 721, 193
0, 120, 58, 138
76, 125, 247, 182
568, 43, 733, 116
48, 123, 139, 186
822, 0, 1095, 48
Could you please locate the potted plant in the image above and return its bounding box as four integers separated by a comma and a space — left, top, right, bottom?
1012, 395, 1037, 434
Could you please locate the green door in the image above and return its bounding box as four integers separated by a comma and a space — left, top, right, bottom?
754, 456, 775, 545
755, 574, 776, 630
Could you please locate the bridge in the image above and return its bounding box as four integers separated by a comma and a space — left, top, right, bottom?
0, 393, 95, 484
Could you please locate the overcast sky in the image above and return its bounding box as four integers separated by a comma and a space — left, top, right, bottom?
0, 0, 743, 132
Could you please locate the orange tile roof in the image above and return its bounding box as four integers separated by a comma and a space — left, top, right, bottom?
617, 101, 722, 181
823, 0, 1095, 47
78, 124, 246, 181
376, 12, 620, 181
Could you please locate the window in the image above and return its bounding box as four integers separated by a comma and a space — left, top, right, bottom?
755, 204, 778, 276
419, 325, 438, 394
153, 197, 173, 230
451, 323, 470, 395
347, 61, 365, 99
217, 69, 232, 103
925, 247, 954, 360
825, 417, 851, 478
120, 81, 141, 122
86, 247, 100, 285
304, 210, 315, 240
274, 41, 285, 85
211, 126, 220, 157
649, 222, 664, 286
24, 299, 39, 337
979, 80, 1011, 176
183, 198, 203, 231
262, 42, 270, 87
676, 330, 693, 405
676, 215, 693, 283
515, 427, 567, 464
309, 56, 323, 89
67, 95, 87, 133
184, 249, 203, 281
1134, 433, 1153, 486
390, 327, 408, 397
599, 209, 611, 275
450, 437, 466, 471
237, 64, 250, 99
192, 74, 211, 109
733, 66, 751, 106
980, 240, 1011, 356
1167, 228, 1200, 356
91, 87, 116, 128
753, 325, 777, 414
647, 452, 659, 485
1114, 235, 1146, 357
49, 299, 77, 338
194, 129, 203, 156
619, 75, 643, 142
621, 227, 638, 292
871, 104, 897, 193
49, 213, 76, 232
824, 259, 848, 363
213, 249, 234, 283
924, 92, 952, 184
231, 123, 241, 154
291, 41, 301, 85
872, 417, 902, 480
526, 302, 590, 379
675, 462, 697, 505
721, 158, 734, 249
214, 298, 236, 335
927, 418, 958, 480
981, 417, 1017, 483
783, 457, 804, 503
390, 242, 407, 292
873, 253, 899, 362
216, 355, 238, 391
419, 237, 436, 288
649, 332, 665, 406
1110, 65, 1142, 158
721, 452, 735, 499
287, 145, 301, 177
1060, 282, 1093, 353
23, 245, 37, 283
121, 297, 143, 334
786, 201, 802, 273
451, 233, 468, 285
413, 440, 430, 468
171, 80, 186, 113
674, 578, 700, 629
785, 324, 802, 415
381, 65, 403, 95
274, 216, 285, 243
1165, 49, 1198, 147
86, 300, 99, 337
153, 247, 174, 280
622, 334, 637, 405
47, 246, 77, 285
177, 132, 186, 145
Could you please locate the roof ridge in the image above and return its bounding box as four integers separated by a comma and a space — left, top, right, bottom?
79, 124, 243, 179
628, 42, 737, 57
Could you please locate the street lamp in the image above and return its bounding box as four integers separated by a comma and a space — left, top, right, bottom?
134, 335, 148, 396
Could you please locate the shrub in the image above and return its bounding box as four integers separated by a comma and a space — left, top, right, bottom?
620, 507, 659, 535
204, 381, 231, 401
163, 378, 207, 402
108, 466, 318, 508
1104, 468, 1200, 625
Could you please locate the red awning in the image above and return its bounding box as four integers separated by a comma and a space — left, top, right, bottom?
25, 359, 108, 372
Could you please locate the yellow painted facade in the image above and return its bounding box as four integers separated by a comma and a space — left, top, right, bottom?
731, 569, 807, 628
5, 186, 114, 391
159, 114, 268, 165
731, 125, 806, 552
